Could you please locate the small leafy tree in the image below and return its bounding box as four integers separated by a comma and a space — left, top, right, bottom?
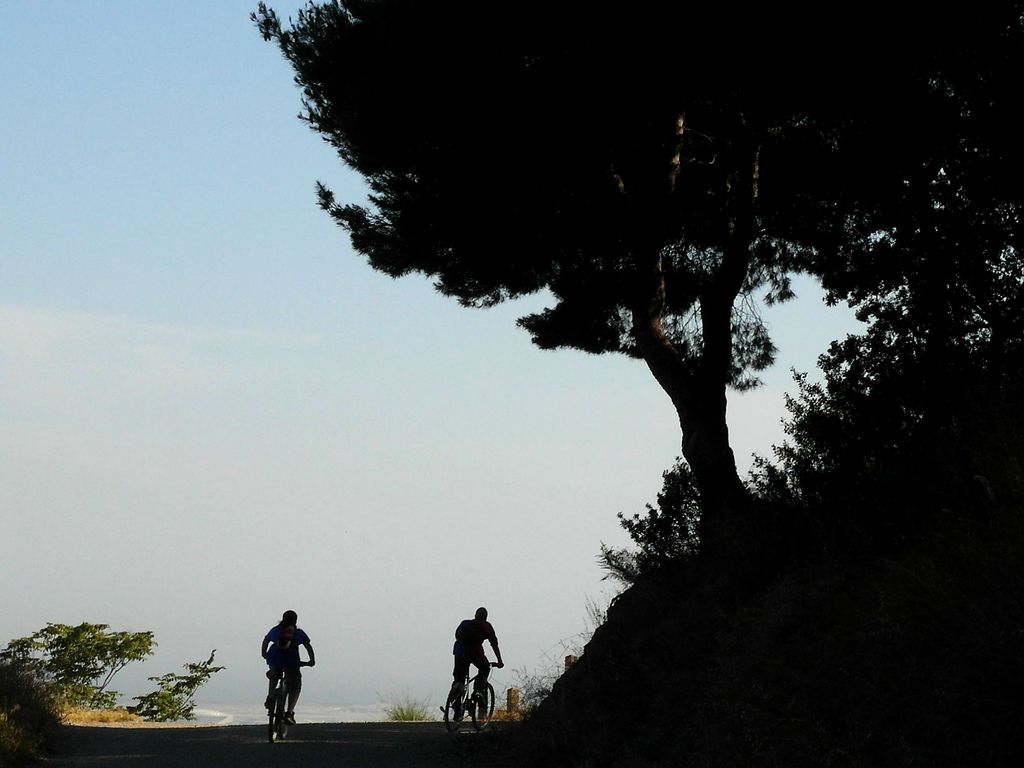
132, 651, 225, 722
1, 624, 154, 710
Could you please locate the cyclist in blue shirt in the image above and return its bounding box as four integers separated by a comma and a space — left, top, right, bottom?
262, 610, 315, 724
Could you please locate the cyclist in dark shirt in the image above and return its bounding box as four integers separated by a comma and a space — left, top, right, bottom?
450, 607, 503, 709
262, 610, 315, 724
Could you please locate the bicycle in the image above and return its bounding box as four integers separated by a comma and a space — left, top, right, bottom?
443, 668, 496, 732
266, 661, 311, 743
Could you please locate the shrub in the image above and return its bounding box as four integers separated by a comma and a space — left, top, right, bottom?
601, 459, 702, 585
1, 623, 154, 710
0, 659, 60, 766
133, 651, 225, 722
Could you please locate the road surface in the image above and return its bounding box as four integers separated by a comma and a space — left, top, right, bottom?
50, 722, 520, 767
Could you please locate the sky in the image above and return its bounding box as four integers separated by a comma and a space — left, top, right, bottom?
0, 1, 861, 712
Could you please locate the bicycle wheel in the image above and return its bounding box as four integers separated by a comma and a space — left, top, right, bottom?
277, 699, 290, 741
267, 688, 279, 743
471, 684, 496, 731
443, 689, 464, 732
270, 688, 288, 742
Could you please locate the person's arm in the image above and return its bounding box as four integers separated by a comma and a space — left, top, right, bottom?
488, 628, 503, 667
261, 637, 272, 660
303, 642, 316, 667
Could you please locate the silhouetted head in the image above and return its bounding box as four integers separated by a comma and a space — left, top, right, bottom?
282, 610, 298, 625
475, 607, 488, 621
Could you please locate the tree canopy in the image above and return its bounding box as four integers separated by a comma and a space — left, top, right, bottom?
763, 6, 1024, 523
1, 623, 155, 710
255, 1, 1022, 540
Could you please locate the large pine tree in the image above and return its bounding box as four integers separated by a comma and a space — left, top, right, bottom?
254, 1, 1018, 545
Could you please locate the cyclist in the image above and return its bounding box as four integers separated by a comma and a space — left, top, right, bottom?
262, 610, 315, 724
450, 607, 503, 717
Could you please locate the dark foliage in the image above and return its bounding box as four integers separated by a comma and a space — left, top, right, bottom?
744, 0, 1024, 554
601, 459, 702, 583
0, 659, 60, 766
253, 2, 1014, 534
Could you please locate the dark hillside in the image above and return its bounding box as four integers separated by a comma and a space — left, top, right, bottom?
525, 499, 1024, 767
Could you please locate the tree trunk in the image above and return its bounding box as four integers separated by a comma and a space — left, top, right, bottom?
630, 267, 750, 552
629, 136, 761, 551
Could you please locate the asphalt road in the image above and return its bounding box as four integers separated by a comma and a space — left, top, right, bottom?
49, 722, 520, 767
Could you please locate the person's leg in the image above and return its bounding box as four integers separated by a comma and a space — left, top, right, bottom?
450, 657, 469, 718
472, 658, 490, 696
284, 667, 303, 717
451, 657, 469, 695
467, 658, 490, 720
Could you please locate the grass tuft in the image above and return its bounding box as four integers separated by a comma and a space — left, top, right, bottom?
62, 707, 142, 725
379, 691, 435, 722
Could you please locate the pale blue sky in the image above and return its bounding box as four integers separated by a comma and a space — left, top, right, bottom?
1, 1, 860, 710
